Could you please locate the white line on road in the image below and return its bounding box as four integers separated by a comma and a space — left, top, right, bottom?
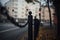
0, 27, 19, 33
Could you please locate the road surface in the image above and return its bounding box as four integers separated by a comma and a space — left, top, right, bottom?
0, 22, 28, 40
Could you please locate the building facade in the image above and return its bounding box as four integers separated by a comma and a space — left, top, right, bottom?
41, 6, 55, 22
5, 0, 54, 22
5, 0, 40, 20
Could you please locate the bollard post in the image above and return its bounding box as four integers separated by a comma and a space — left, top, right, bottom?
28, 11, 33, 40
34, 16, 40, 40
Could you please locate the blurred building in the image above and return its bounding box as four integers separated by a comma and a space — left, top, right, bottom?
5, 0, 40, 22
5, 0, 54, 23
41, 6, 55, 22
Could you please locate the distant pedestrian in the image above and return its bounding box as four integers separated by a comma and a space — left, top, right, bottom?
34, 16, 40, 40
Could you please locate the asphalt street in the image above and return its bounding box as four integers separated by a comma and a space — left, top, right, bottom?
0, 22, 28, 40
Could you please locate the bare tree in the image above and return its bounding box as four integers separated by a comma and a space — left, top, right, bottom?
47, 0, 52, 27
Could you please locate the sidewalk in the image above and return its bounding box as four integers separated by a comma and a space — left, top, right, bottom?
18, 26, 57, 40
36, 26, 57, 40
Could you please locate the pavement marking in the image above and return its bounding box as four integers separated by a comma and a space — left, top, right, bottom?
0, 27, 19, 33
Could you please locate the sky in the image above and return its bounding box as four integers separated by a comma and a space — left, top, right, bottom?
0, 0, 9, 6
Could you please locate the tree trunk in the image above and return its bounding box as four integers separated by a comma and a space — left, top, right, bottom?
53, 0, 60, 40
47, 0, 52, 27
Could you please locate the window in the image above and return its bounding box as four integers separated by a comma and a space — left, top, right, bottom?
12, 9, 17, 13
22, 8, 24, 10
22, 12, 24, 14
13, 7, 18, 9
12, 9, 14, 12
11, 0, 18, 2
22, 15, 23, 17
14, 0, 18, 1
14, 11, 17, 13
14, 15, 17, 17
13, 2, 18, 6
14, 7, 18, 9
15, 4, 18, 6
25, 14, 28, 16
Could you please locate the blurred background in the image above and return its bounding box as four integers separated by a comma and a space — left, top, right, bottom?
0, 0, 57, 40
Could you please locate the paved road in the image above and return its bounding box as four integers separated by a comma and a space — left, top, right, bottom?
0, 23, 28, 40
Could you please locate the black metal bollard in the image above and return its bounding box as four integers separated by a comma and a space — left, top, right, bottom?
34, 16, 40, 40
28, 11, 33, 40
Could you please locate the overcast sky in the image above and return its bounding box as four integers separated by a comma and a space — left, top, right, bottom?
0, 0, 9, 6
